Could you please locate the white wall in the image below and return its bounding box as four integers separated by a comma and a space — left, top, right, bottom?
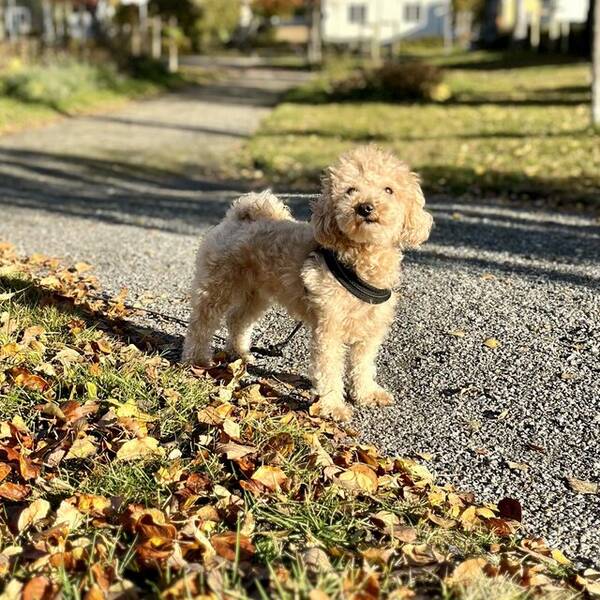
548, 0, 589, 24
322, 0, 449, 43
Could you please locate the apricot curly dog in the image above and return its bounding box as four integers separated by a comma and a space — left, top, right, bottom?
182, 146, 433, 421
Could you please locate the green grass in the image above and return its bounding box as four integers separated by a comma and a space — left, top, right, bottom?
0, 245, 585, 598
0, 56, 184, 135
241, 51, 599, 208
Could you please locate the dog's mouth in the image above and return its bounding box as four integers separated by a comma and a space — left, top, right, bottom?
359, 215, 379, 224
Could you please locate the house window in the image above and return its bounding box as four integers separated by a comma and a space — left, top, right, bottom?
349, 4, 368, 24
404, 3, 422, 22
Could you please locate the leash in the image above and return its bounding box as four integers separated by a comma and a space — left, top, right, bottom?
84, 291, 303, 358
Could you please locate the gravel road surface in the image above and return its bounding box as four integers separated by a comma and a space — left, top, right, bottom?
0, 64, 598, 567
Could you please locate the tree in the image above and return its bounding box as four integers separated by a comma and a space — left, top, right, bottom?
593, 0, 600, 126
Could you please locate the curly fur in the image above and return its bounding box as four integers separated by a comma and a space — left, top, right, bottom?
182, 146, 433, 421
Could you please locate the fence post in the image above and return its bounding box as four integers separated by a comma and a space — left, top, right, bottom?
168, 16, 178, 73
151, 16, 162, 59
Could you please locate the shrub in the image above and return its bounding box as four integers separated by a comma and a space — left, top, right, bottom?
331, 60, 449, 103
0, 59, 125, 110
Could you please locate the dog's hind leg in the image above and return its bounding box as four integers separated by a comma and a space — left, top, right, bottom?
225, 292, 269, 363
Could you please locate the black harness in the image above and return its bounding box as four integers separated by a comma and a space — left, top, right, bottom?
316, 247, 392, 305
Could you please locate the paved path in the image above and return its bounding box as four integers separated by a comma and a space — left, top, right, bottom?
0, 65, 598, 567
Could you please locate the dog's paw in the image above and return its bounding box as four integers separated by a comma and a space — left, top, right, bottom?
312, 400, 353, 422
356, 386, 394, 407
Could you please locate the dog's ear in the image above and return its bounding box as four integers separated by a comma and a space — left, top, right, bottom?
311, 167, 342, 248
398, 175, 433, 249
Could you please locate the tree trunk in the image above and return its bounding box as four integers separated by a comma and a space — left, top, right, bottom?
593, 0, 600, 126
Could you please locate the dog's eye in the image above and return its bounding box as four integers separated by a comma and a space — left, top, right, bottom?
384, 187, 394, 195
346, 187, 357, 195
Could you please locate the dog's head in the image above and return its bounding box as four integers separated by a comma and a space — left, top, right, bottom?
311, 146, 433, 251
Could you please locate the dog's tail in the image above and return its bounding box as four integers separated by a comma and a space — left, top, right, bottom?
225, 190, 293, 223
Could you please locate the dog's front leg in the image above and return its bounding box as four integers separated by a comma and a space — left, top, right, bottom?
311, 324, 352, 422
348, 336, 394, 407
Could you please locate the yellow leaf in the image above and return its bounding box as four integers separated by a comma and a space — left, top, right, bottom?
251, 466, 288, 491
476, 507, 496, 519
337, 464, 378, 493
110, 399, 156, 422
65, 436, 97, 460
551, 549, 572, 565
116, 437, 164, 461
54, 501, 84, 530
222, 418, 240, 440
483, 338, 501, 349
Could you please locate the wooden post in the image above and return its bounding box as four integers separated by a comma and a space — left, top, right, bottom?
131, 23, 141, 56
443, 2, 453, 54
529, 11, 540, 50
370, 22, 381, 65
560, 21, 570, 53
151, 16, 162, 59
168, 16, 178, 73
592, 0, 600, 126
307, 0, 322, 66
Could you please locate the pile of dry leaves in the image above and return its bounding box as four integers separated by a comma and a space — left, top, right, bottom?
0, 241, 599, 599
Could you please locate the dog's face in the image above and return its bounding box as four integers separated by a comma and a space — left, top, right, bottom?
312, 146, 433, 250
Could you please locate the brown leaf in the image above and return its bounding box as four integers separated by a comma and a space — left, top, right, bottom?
0, 482, 30, 501
0, 462, 10, 482
566, 477, 598, 495
10, 367, 50, 392
446, 558, 487, 586
211, 532, 255, 561
23, 576, 54, 600
498, 497, 522, 522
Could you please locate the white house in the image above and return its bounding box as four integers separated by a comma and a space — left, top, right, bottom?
322, 0, 450, 44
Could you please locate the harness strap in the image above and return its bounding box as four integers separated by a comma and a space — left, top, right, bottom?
316, 247, 392, 305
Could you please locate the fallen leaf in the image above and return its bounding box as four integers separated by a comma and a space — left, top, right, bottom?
0, 482, 30, 501
10, 367, 50, 392
116, 437, 165, 461
217, 442, 257, 460
338, 464, 378, 493
507, 461, 530, 472
65, 435, 97, 460
566, 477, 598, 494
18, 499, 51, 532
251, 465, 288, 491
446, 558, 487, 586
211, 532, 255, 561
22, 576, 54, 600
448, 329, 466, 338
498, 497, 522, 522
303, 547, 332, 572
551, 549, 572, 565
483, 338, 501, 349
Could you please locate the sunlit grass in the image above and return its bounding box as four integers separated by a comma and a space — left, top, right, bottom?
242, 52, 598, 207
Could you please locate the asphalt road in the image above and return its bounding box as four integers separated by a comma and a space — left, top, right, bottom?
0, 66, 598, 567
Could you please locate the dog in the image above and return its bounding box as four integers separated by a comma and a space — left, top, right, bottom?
182, 145, 433, 421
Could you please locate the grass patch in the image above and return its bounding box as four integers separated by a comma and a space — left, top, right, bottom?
241, 51, 599, 208
0, 242, 590, 598
0, 56, 185, 135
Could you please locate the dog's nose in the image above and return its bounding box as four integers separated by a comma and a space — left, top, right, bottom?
355, 203, 374, 217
